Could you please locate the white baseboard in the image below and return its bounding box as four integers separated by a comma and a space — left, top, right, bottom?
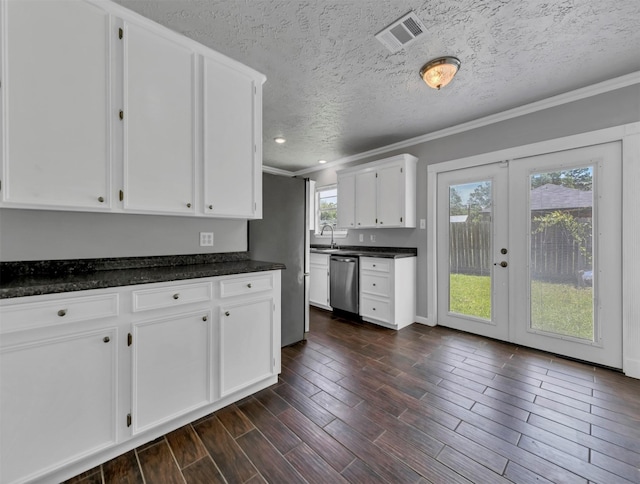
414, 315, 436, 327
623, 357, 640, 380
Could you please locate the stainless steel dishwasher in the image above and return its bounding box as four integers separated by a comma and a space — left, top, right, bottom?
330, 255, 359, 314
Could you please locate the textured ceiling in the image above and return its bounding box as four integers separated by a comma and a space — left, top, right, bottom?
113, 0, 640, 172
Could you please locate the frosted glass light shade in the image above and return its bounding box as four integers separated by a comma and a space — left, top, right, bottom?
420, 57, 461, 90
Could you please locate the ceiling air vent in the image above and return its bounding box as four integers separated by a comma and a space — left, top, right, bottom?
375, 11, 426, 53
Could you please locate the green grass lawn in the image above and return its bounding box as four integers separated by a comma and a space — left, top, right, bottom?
449, 273, 593, 340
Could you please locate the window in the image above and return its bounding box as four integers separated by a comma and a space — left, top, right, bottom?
315, 185, 347, 237
318, 186, 337, 227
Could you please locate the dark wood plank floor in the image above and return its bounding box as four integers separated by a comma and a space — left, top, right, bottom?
66, 308, 640, 483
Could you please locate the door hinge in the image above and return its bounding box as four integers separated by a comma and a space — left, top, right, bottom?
127, 332, 132, 346
400, 217, 403, 222
119, 110, 124, 120
119, 190, 124, 202
375, 218, 378, 224
375, 173, 378, 178
0, 180, 2, 191
126, 413, 132, 427
400, 167, 403, 173
118, 28, 123, 39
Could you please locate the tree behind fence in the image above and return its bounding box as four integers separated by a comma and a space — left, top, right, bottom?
449, 221, 590, 282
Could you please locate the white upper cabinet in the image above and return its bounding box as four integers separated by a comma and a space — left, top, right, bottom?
203, 57, 261, 218
337, 173, 355, 228
355, 171, 377, 227
122, 21, 196, 214
0, 0, 265, 219
337, 154, 417, 229
0, 1, 111, 209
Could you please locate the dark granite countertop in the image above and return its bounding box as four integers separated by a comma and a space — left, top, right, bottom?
310, 245, 417, 259
0, 253, 286, 299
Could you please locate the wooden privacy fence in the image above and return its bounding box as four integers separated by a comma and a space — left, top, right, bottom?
449, 221, 591, 282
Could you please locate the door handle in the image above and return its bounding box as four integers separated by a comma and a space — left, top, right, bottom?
494, 261, 508, 267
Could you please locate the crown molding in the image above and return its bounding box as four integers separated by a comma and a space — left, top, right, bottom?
262, 165, 295, 177
292, 71, 640, 176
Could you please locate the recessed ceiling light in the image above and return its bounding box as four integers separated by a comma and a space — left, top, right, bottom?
318, 160, 327, 164
274, 137, 286, 144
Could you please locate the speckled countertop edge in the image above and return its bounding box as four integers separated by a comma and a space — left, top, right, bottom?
0, 253, 286, 299
310, 245, 417, 258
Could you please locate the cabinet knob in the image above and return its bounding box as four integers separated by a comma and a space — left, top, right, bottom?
202, 315, 208, 321
103, 336, 110, 343
98, 196, 105, 203
57, 309, 67, 317
379, 221, 383, 225
186, 203, 192, 208
208, 205, 213, 210
173, 293, 180, 300
373, 264, 376, 267
372, 307, 376, 311
247, 283, 252, 288
225, 311, 230, 316
373, 283, 376, 286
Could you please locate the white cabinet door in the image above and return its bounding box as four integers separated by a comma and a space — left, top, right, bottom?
219, 296, 275, 397
0, 329, 117, 484
132, 311, 212, 433
337, 173, 356, 228
123, 21, 196, 214
309, 263, 330, 309
203, 57, 260, 218
1, 0, 110, 209
355, 171, 377, 227
377, 164, 404, 227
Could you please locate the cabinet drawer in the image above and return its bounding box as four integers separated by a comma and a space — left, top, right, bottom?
360, 257, 390, 273
310, 253, 330, 266
360, 295, 390, 323
0, 293, 119, 333
220, 273, 273, 298
361, 273, 390, 297
132, 282, 212, 312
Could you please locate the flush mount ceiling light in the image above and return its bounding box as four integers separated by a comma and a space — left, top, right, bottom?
274, 137, 286, 144
318, 160, 327, 164
419, 56, 461, 90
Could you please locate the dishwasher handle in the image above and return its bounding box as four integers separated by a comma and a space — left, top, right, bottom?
331, 256, 357, 263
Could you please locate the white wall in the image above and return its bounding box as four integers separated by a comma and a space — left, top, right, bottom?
308, 84, 640, 321
0, 209, 247, 261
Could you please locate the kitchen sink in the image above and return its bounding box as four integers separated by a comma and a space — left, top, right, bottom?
313, 248, 342, 253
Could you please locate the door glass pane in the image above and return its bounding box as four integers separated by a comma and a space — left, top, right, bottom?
529, 167, 594, 340
449, 181, 492, 320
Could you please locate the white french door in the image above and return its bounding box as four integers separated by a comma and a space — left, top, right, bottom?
437, 142, 622, 368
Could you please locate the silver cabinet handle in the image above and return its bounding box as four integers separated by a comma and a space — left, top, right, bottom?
225, 311, 230, 316
247, 283, 252, 288
208, 205, 213, 210
103, 336, 110, 343
57, 309, 67, 317
173, 293, 180, 300
186, 203, 192, 208
98, 196, 104, 203
202, 316, 208, 321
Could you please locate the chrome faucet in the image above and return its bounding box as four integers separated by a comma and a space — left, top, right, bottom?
320, 224, 336, 248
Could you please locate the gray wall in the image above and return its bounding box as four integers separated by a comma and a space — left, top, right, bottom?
309, 84, 640, 319
0, 209, 247, 261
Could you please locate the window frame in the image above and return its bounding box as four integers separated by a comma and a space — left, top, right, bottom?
314, 184, 348, 238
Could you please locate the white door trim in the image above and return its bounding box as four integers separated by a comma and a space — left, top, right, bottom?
426, 122, 640, 377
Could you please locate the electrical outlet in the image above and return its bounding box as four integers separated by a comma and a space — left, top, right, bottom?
420, 219, 426, 229
359, 234, 364, 242
199, 232, 214, 247
370, 234, 376, 242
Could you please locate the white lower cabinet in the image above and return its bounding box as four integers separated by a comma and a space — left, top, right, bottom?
0, 327, 118, 484
0, 270, 281, 484
219, 297, 275, 396
309, 253, 331, 310
132, 310, 213, 433
359, 257, 416, 329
